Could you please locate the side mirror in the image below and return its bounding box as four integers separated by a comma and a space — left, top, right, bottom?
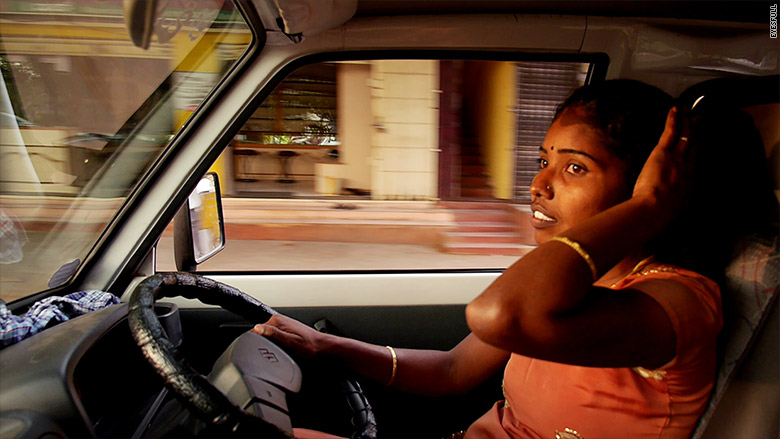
174, 172, 225, 271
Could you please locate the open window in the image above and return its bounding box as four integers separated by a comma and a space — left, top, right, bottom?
156, 56, 604, 274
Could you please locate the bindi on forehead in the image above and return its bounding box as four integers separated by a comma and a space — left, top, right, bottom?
540, 144, 601, 164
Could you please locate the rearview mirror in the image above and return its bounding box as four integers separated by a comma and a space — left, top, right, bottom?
123, 0, 158, 49
174, 172, 225, 271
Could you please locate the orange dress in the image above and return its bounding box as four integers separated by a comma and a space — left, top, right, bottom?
465, 267, 722, 439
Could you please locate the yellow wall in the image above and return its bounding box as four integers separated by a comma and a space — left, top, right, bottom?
337, 62, 373, 190
474, 62, 517, 200
173, 33, 229, 194
368, 60, 439, 200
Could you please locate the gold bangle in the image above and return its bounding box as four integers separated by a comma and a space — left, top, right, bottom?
385, 346, 397, 386
550, 236, 598, 281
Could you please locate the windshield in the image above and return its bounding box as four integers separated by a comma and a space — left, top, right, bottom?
0, 0, 251, 302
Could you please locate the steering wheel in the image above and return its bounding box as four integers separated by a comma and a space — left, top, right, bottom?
128, 272, 377, 438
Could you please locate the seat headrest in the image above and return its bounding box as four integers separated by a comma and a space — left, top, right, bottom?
678, 75, 780, 113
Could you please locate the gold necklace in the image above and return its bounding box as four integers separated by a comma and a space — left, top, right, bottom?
628, 255, 656, 276
611, 255, 679, 287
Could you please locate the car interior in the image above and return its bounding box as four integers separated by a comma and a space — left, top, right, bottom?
0, 1, 777, 438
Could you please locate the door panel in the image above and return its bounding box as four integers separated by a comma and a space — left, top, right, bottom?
175, 303, 502, 438
158, 271, 500, 307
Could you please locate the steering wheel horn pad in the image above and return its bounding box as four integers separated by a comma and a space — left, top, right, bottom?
209, 331, 302, 433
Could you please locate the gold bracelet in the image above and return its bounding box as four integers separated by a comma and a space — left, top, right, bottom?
550, 236, 598, 281
385, 346, 397, 386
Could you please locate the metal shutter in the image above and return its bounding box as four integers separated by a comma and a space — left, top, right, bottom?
513, 62, 588, 202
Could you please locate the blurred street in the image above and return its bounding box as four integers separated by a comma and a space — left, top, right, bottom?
155, 197, 535, 272
156, 236, 523, 272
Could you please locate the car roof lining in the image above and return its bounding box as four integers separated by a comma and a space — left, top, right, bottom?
354, 1, 767, 24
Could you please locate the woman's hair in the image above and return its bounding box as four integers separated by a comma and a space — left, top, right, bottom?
653, 108, 778, 279
555, 79, 778, 279
554, 79, 675, 184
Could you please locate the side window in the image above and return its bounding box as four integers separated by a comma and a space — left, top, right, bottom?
157, 59, 591, 272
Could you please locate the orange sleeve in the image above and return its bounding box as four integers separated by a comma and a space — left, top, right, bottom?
618, 269, 722, 371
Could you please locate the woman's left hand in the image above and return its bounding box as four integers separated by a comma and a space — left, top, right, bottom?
632, 107, 695, 223
252, 314, 327, 359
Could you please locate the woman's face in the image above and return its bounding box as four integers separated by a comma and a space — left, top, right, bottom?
530, 107, 632, 244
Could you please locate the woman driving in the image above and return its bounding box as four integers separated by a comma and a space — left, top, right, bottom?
252, 79, 744, 439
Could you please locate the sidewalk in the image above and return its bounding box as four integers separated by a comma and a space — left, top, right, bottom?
214, 197, 536, 254
219, 198, 453, 247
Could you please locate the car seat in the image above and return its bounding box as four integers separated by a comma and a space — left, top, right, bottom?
678, 75, 780, 439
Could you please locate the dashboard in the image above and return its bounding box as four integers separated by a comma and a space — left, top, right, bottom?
0, 304, 184, 438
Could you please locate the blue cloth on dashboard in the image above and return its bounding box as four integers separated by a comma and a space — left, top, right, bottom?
0, 291, 119, 346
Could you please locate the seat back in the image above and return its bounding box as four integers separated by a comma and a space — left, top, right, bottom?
679, 75, 780, 439
692, 232, 779, 438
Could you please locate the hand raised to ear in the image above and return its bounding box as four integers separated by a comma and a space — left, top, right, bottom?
632, 107, 695, 224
